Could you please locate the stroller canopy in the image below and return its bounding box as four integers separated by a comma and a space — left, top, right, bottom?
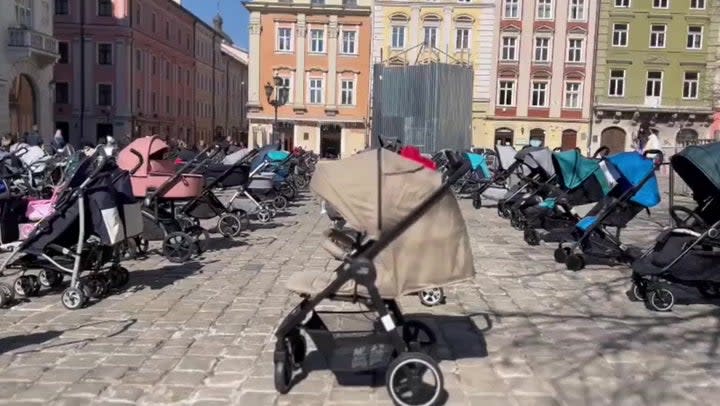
117, 136, 171, 176
517, 147, 555, 179
222, 147, 252, 165
310, 149, 475, 298
553, 150, 610, 192
608, 152, 661, 208
267, 150, 290, 162
250, 144, 281, 172
465, 153, 491, 178
671, 142, 720, 204
495, 145, 517, 171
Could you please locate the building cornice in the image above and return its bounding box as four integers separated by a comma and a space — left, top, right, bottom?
244, 2, 372, 16
374, 0, 495, 7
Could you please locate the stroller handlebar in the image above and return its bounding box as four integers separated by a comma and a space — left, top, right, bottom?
643, 149, 664, 165
593, 146, 610, 158
128, 148, 144, 175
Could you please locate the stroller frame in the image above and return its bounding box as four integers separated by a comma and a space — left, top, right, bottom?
273, 151, 471, 404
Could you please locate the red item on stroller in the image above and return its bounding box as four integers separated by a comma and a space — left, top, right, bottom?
400, 146, 437, 170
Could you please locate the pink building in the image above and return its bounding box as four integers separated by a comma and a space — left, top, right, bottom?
54, 0, 226, 147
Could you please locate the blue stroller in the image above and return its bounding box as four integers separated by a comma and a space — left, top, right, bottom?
554, 150, 663, 271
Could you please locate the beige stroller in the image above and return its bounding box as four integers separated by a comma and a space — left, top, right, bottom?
274, 149, 475, 406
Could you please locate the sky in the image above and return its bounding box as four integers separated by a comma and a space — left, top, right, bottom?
182, 0, 249, 50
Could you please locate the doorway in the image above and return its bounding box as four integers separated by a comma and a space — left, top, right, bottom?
8, 74, 36, 137
494, 128, 514, 146
96, 123, 114, 144
55, 122, 70, 142
561, 129, 577, 150
529, 128, 545, 147
675, 128, 699, 147
600, 127, 627, 154
320, 124, 341, 158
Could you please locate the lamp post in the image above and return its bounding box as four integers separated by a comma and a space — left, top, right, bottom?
264, 76, 289, 149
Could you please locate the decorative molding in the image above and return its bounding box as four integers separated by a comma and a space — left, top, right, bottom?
249, 23, 262, 35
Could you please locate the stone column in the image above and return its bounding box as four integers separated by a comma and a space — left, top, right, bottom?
247, 11, 262, 111
409, 7, 421, 63
443, 6, 453, 56
294, 14, 307, 111
325, 15, 339, 114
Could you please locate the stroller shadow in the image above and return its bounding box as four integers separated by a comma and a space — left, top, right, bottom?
123, 262, 205, 292
199, 236, 247, 252
248, 222, 285, 231
297, 313, 489, 396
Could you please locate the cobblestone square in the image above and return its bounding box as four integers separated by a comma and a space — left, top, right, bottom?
0, 193, 718, 405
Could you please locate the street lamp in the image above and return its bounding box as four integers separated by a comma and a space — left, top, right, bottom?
264, 76, 289, 149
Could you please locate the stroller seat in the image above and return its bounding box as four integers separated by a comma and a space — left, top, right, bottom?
286, 270, 371, 298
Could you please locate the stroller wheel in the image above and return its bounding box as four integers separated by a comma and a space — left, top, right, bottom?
231, 209, 251, 229
274, 336, 295, 394
83, 275, 107, 299
162, 232, 194, 263
61, 286, 86, 310
0, 282, 14, 307
185, 226, 210, 255
554, 247, 571, 263
272, 194, 288, 211
472, 194, 482, 209
218, 213, 244, 238
280, 184, 296, 200
498, 204, 511, 219
256, 209, 272, 223
403, 320, 437, 356
39, 270, 63, 289
647, 288, 674, 312
565, 254, 585, 271
630, 282, 647, 302
419, 288, 445, 307
524, 229, 540, 246
14, 275, 39, 297
386, 352, 444, 406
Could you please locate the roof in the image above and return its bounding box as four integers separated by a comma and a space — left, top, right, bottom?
221, 42, 249, 65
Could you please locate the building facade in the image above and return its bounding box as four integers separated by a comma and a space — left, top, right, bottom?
54, 0, 228, 147
0, 0, 59, 139
371, 0, 496, 148
481, 0, 598, 150
592, 0, 718, 154
220, 42, 249, 141
245, 0, 372, 157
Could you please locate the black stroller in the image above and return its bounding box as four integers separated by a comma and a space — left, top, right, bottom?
0, 152, 142, 309
631, 142, 720, 311
554, 150, 664, 271
470, 145, 525, 210
273, 149, 474, 405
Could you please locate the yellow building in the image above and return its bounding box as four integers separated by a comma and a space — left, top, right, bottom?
371, 0, 496, 147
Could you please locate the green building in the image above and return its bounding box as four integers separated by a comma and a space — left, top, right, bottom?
591, 0, 718, 154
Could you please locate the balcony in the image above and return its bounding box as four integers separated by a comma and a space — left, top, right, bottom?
7, 27, 59, 68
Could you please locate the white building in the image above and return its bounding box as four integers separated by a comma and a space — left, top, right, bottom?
0, 0, 58, 139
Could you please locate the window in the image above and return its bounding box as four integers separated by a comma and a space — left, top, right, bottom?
504, 0, 520, 19
567, 38, 584, 62
97, 84, 112, 106
646, 71, 662, 97
55, 0, 68, 15
691, 0, 705, 9
151, 92, 156, 111
152, 56, 157, 75
98, 43, 112, 65
135, 49, 142, 70
309, 79, 323, 104
187, 100, 191, 115
615, 0, 629, 6
151, 13, 156, 32
687, 26, 703, 49
650, 25, 666, 48
531, 81, 548, 107
187, 70, 191, 86
497, 80, 515, 106
97, 0, 112, 16
653, 0, 668, 8
135, 4, 141, 24
278, 77, 291, 101
55, 82, 69, 104
341, 80, 354, 105
165, 22, 170, 40
609, 69, 625, 97
165, 60, 170, 80
310, 29, 325, 53
391, 26, 406, 49
564, 82, 581, 109
178, 67, 182, 83
534, 37, 550, 62
166, 95, 171, 114
613, 24, 628, 47
456, 28, 470, 50
683, 72, 699, 99
136, 89, 142, 109
424, 27, 438, 47
341, 30, 356, 54
58, 42, 69, 64
537, 0, 553, 20
15, 0, 32, 26
569, 0, 585, 20
501, 36, 518, 61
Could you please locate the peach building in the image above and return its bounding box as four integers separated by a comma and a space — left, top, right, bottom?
245, 0, 372, 157
54, 0, 234, 147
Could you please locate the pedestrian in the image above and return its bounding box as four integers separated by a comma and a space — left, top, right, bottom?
27, 125, 42, 147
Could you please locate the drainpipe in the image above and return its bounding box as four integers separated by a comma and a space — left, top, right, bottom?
212, 32, 217, 139
587, 0, 603, 156
79, 0, 86, 145
129, 0, 134, 139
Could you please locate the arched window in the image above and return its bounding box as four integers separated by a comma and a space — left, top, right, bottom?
390, 14, 409, 50
495, 127, 514, 146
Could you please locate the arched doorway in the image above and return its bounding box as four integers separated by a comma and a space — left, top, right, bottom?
320, 124, 341, 158
561, 129, 577, 150
676, 128, 699, 147
8, 74, 36, 137
600, 127, 627, 154
529, 128, 545, 147
494, 127, 513, 146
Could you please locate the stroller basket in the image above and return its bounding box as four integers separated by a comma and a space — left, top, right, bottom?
305, 311, 394, 372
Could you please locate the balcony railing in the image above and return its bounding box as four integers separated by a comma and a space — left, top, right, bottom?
8, 27, 59, 55
595, 95, 713, 111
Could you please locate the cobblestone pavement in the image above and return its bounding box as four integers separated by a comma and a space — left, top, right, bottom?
0, 190, 719, 406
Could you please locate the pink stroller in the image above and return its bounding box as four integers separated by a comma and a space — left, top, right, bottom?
117, 136, 206, 263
